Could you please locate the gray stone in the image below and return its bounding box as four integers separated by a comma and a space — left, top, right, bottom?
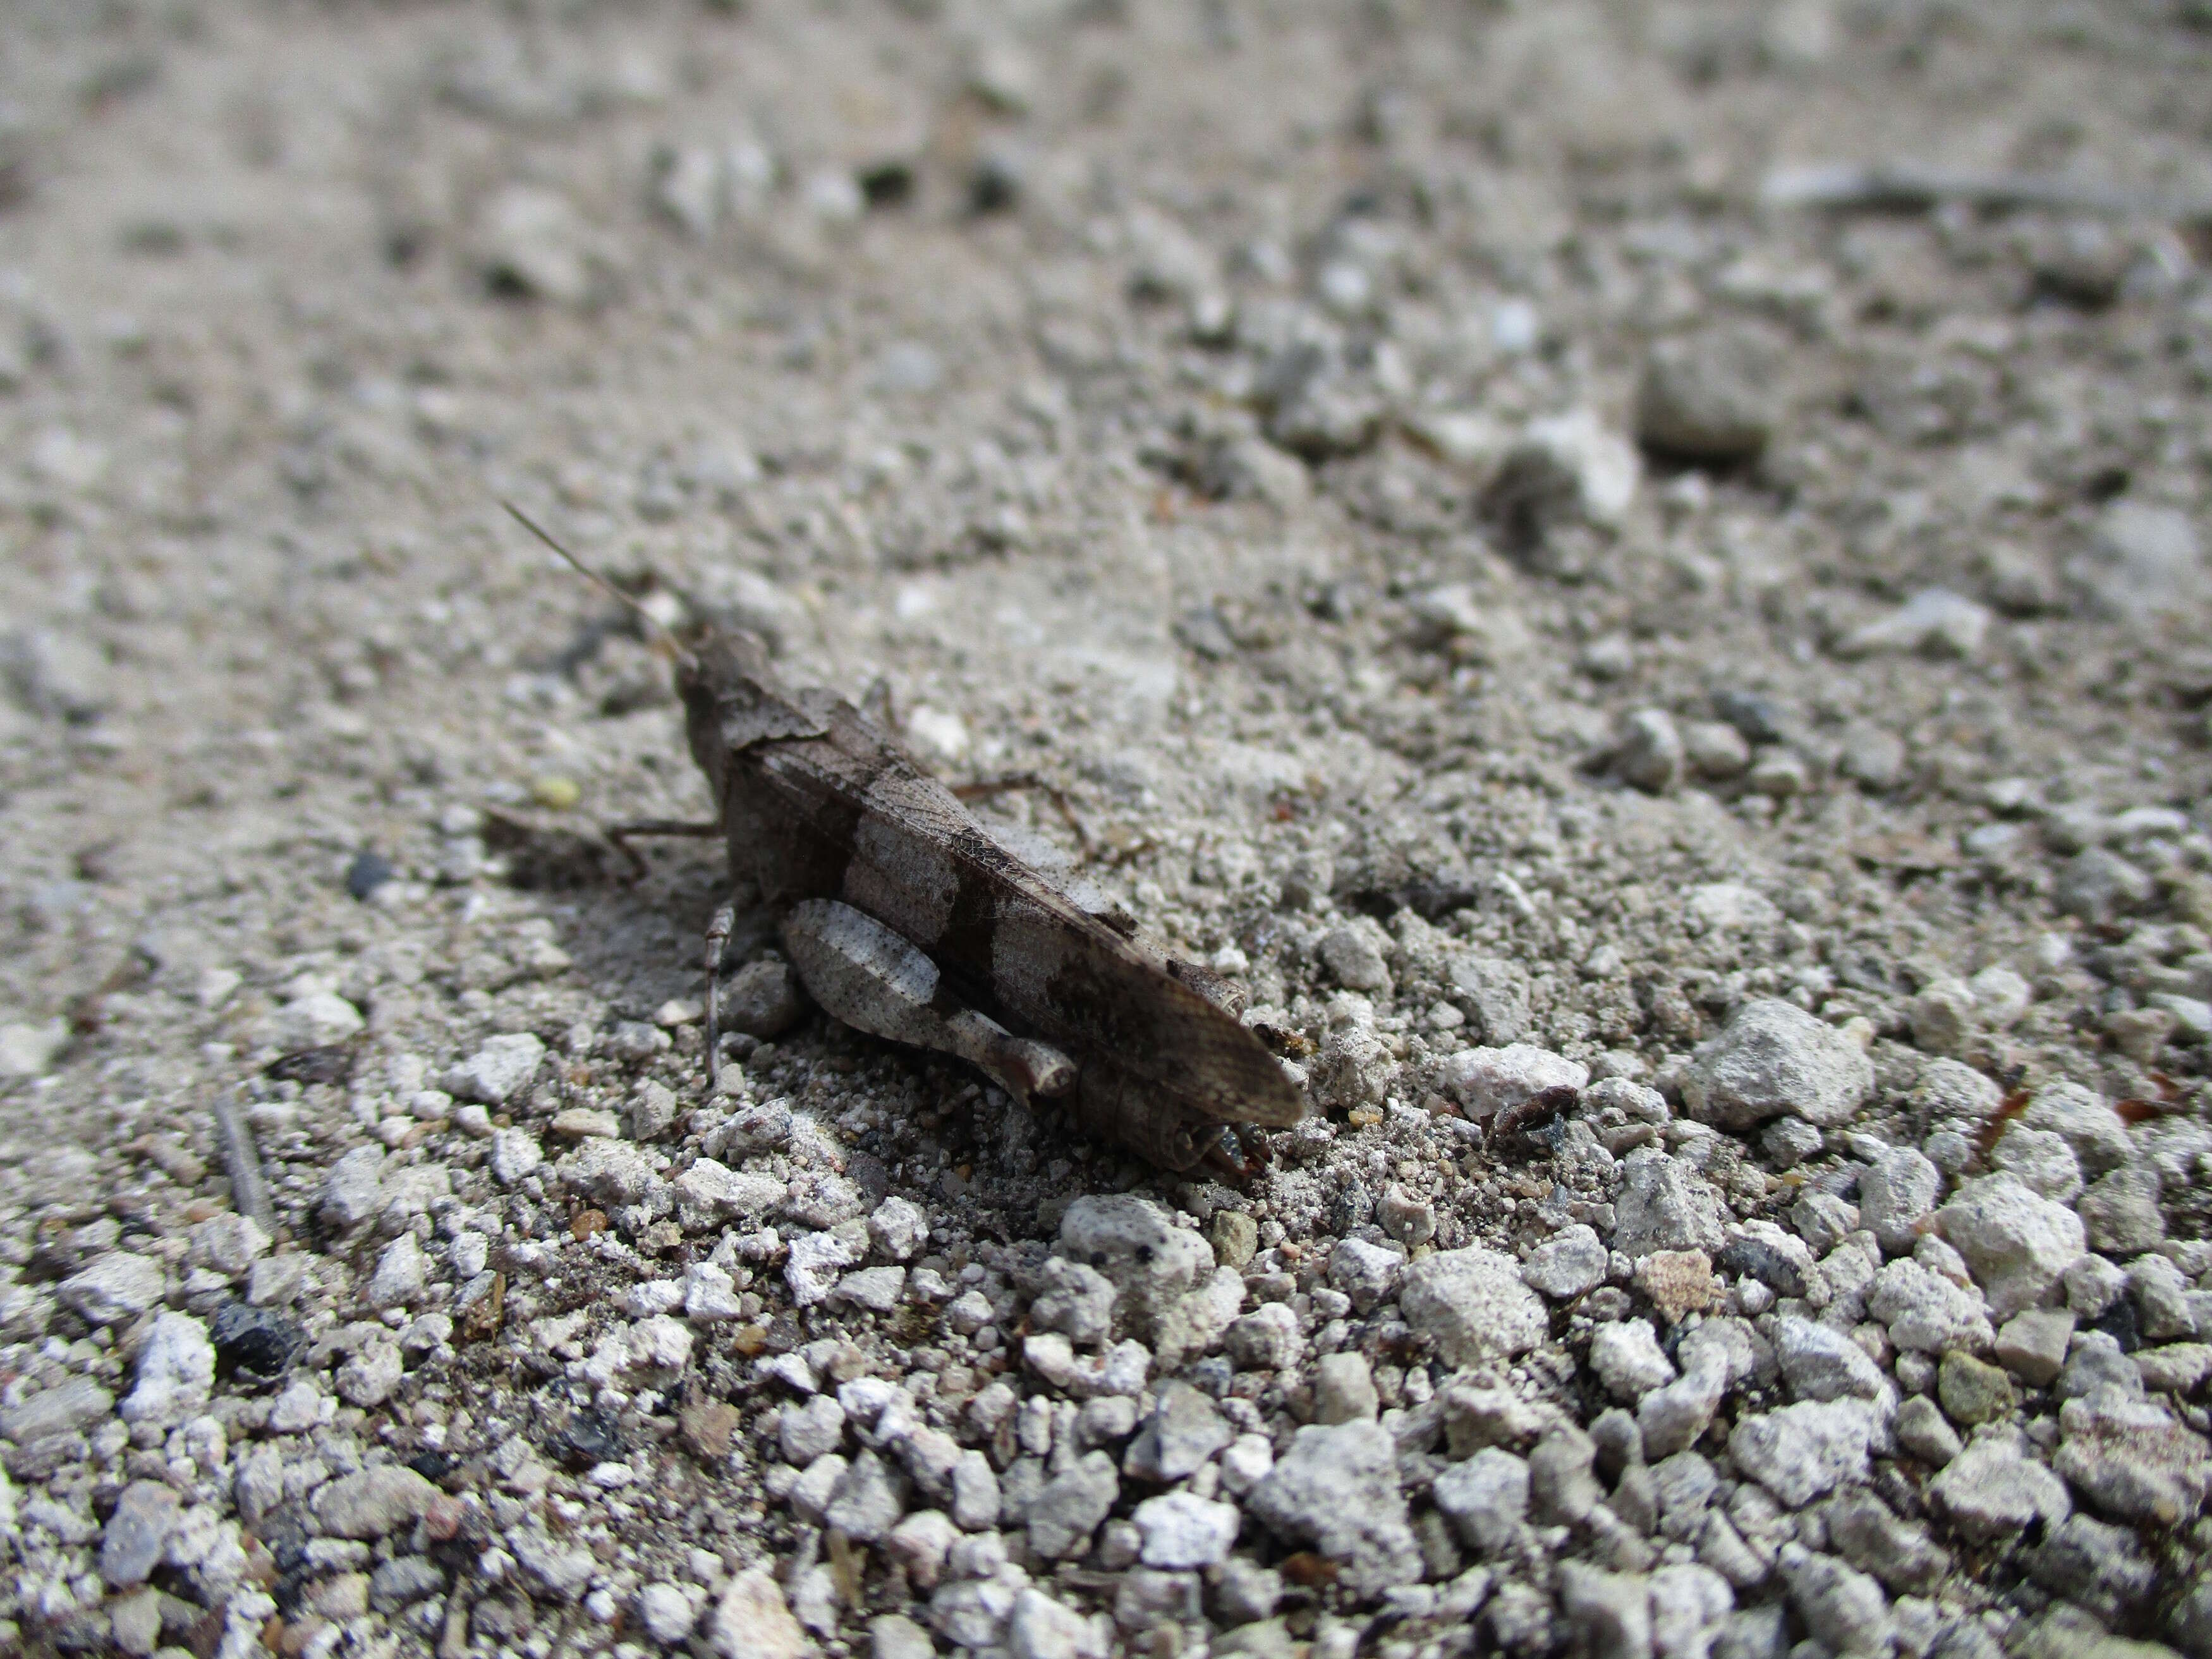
1557, 1560, 1654, 1659
1989, 1126, 2083, 1205
1246, 1421, 1423, 1594
2057, 848, 2156, 923
188, 1212, 270, 1277
724, 959, 805, 1039
1927, 1428, 2071, 1544
1026, 1450, 1119, 1560
708, 1566, 808, 1659
1376, 1187, 1437, 1248
2058, 1332, 2145, 1402
487, 1127, 543, 1186
1778, 1544, 1892, 1658
1994, 1308, 2075, 1387
58, 1252, 165, 1325
2080, 1167, 2166, 1258
100, 1481, 180, 1586
2076, 500, 2203, 623
1318, 924, 1392, 994
1529, 1427, 1603, 1526
1327, 1236, 1404, 1315
1895, 1396, 1962, 1467
449, 1032, 545, 1105
2066, 1254, 2130, 1319
368, 1555, 446, 1611
1399, 1246, 1548, 1366
2137, 1344, 2212, 1395
1124, 1381, 1230, 1482
779, 1395, 847, 1464
2131, 1255, 2199, 1342
951, 1451, 1001, 1531
1762, 1117, 1826, 1169
1841, 588, 1991, 661
1525, 1224, 1610, 1299
1681, 999, 1873, 1131
1638, 1363, 1729, 1462
312, 1465, 444, 1538
0, 1019, 67, 1079
1857, 1145, 1943, 1256
2026, 1514, 2158, 1629
2, 1375, 113, 1442
1614, 1148, 1729, 1256
1936, 1174, 2086, 1317
1212, 1558, 1284, 1626
1029, 1258, 1117, 1346
1447, 957, 1534, 1044
930, 1571, 1023, 1650
1591, 1318, 1677, 1401
1792, 1191, 1861, 1255
2053, 1392, 2212, 1526
1729, 1399, 1876, 1508
1865, 1258, 1993, 1354
513, 1528, 598, 1600
826, 1449, 906, 1543
1058, 1194, 1212, 1340
320, 1144, 388, 1227
1431, 1447, 1529, 1555
635, 1582, 699, 1645
868, 1614, 933, 1659
1313, 1351, 1380, 1423
272, 991, 365, 1050
559, 1138, 662, 1206
2021, 1083, 2134, 1173
1825, 1488, 1949, 1595
1615, 707, 1686, 793
120, 1311, 214, 1426
1225, 1302, 1301, 1371
1772, 1316, 1888, 1404
474, 185, 603, 305
1635, 329, 1778, 463
1132, 1490, 1239, 1570
336, 1339, 404, 1407
366, 1234, 426, 1308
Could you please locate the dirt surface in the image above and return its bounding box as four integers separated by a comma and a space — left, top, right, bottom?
5, 3, 2212, 1657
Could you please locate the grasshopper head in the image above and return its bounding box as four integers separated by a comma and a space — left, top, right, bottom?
674, 623, 826, 793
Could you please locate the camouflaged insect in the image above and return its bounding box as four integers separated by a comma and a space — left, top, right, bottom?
506, 505, 1308, 1174
673, 626, 1308, 1174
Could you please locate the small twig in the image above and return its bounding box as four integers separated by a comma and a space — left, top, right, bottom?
211, 1097, 276, 1236
1759, 162, 2212, 222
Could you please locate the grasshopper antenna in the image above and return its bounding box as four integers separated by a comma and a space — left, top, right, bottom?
502, 499, 700, 674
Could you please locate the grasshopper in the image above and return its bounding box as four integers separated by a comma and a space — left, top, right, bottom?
506, 505, 1307, 1174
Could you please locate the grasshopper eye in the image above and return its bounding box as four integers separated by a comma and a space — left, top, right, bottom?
1135, 1244, 1154, 1265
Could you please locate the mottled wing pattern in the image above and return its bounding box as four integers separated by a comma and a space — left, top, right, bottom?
734, 701, 1304, 1128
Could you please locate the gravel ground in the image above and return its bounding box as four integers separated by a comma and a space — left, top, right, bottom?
5, 3, 2212, 1657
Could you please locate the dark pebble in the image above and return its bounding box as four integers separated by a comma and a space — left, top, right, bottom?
1715, 1237, 1809, 1299
346, 850, 395, 901
1184, 1356, 1234, 1397
210, 1300, 306, 1387
2088, 1296, 2141, 1354
553, 1405, 623, 1468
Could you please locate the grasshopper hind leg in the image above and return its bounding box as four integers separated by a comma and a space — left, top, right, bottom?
702, 902, 734, 1086
779, 898, 1077, 1106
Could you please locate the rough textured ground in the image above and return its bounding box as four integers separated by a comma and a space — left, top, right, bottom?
5, 3, 2212, 1657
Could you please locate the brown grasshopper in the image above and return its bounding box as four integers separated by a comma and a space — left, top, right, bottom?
506, 505, 1306, 1175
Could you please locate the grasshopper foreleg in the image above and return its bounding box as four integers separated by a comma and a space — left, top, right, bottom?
779, 898, 1077, 1105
